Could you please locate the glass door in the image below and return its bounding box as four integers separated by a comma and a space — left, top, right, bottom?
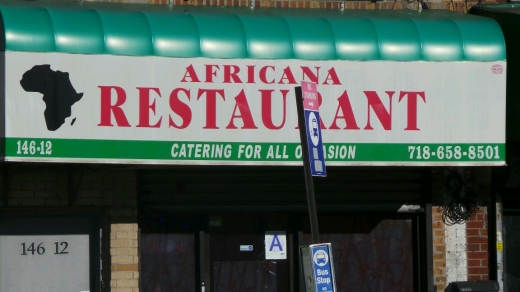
207, 214, 290, 292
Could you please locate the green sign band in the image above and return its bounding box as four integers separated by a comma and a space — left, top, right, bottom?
5, 138, 505, 164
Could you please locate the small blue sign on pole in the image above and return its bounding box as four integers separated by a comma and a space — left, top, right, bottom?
301, 81, 326, 177
300, 243, 336, 292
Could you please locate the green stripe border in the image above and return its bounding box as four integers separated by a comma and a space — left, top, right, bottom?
4, 138, 506, 164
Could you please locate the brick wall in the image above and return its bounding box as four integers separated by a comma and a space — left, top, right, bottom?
432, 167, 492, 290
467, 207, 489, 281
445, 222, 468, 284
111, 223, 140, 292
86, 0, 508, 13
432, 206, 490, 290
433, 207, 447, 291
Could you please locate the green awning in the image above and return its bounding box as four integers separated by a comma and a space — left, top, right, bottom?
0, 0, 506, 61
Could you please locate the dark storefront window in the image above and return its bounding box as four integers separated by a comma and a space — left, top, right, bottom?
301, 219, 414, 292
141, 234, 196, 292
213, 261, 278, 292
140, 215, 416, 292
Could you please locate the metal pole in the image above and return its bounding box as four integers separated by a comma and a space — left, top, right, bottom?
295, 86, 320, 244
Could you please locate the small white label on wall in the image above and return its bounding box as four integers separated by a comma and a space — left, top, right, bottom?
239, 245, 253, 251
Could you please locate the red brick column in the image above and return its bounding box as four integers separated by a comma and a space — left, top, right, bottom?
433, 207, 447, 291
467, 208, 489, 281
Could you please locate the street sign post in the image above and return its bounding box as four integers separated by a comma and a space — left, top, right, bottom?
297, 82, 335, 291
295, 81, 326, 244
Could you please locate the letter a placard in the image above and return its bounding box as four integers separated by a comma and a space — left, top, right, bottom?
265, 231, 287, 259
301, 81, 326, 177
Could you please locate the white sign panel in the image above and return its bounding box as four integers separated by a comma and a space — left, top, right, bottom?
4, 52, 506, 165
0, 234, 90, 292
265, 231, 287, 260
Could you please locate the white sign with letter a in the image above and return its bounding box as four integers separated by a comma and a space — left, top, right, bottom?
265, 231, 287, 260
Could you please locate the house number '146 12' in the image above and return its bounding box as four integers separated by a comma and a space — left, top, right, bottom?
20, 242, 69, 255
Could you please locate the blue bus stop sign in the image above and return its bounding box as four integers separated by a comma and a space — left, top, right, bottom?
310, 244, 335, 292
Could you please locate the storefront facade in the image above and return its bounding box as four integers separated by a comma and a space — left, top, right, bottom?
0, 1, 507, 291
470, 4, 520, 292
